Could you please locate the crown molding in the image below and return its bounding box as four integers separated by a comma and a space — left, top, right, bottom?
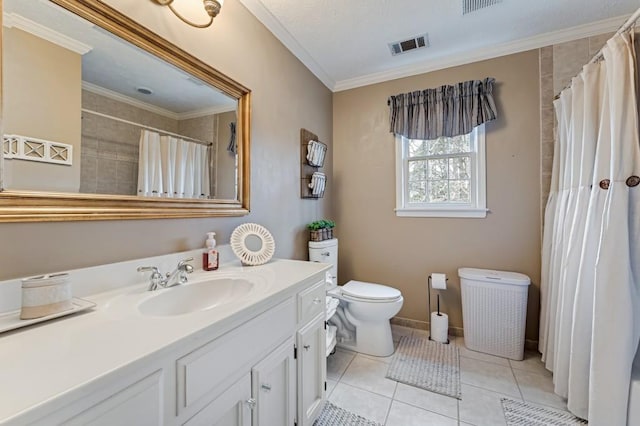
3, 12, 93, 55
237, 0, 335, 90
333, 15, 626, 91
82, 81, 180, 120
82, 82, 234, 121
177, 105, 236, 120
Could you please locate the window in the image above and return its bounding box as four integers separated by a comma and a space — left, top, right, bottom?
395, 125, 487, 218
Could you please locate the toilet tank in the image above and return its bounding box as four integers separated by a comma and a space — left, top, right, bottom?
309, 238, 338, 287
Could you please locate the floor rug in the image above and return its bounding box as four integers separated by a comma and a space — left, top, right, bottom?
314, 401, 383, 426
501, 398, 588, 425
385, 335, 461, 399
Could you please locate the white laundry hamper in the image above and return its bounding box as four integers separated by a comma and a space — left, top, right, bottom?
459, 268, 530, 361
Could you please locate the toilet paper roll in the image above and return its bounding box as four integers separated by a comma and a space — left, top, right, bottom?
431, 273, 447, 290
430, 311, 449, 343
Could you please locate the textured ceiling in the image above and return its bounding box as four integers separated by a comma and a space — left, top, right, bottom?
239, 0, 640, 91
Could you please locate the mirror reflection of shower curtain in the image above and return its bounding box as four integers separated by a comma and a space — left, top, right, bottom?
137, 129, 210, 198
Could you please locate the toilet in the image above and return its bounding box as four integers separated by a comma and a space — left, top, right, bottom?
309, 238, 403, 357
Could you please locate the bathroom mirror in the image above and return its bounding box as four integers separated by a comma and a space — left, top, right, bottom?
0, 0, 251, 222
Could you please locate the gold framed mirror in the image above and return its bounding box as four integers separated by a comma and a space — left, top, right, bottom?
0, 0, 251, 222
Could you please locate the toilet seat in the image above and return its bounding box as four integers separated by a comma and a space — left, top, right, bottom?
341, 280, 402, 303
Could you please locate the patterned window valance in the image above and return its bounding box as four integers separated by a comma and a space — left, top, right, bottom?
388, 77, 498, 139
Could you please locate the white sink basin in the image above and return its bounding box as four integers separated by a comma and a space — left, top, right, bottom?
138, 278, 255, 316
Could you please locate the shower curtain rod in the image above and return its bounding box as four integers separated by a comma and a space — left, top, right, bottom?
555, 7, 640, 99
587, 7, 640, 64
616, 7, 640, 36
82, 108, 212, 146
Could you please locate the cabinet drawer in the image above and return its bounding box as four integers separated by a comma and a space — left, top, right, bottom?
177, 298, 295, 416
298, 280, 325, 325
63, 371, 163, 426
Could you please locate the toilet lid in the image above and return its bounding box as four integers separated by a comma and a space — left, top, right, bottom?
342, 280, 401, 301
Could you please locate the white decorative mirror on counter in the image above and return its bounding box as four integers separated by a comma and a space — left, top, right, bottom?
230, 223, 275, 266
0, 0, 251, 221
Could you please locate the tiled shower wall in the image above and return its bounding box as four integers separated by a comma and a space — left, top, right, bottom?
539, 32, 614, 224
79, 91, 220, 196
80, 91, 179, 195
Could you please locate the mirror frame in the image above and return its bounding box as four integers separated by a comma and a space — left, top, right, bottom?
0, 0, 251, 222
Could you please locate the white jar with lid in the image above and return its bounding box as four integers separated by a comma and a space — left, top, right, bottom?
21, 273, 72, 319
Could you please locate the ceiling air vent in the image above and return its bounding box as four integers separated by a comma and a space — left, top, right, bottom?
389, 33, 429, 56
463, 0, 502, 15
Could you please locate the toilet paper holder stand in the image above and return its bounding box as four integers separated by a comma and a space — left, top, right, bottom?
428, 275, 450, 344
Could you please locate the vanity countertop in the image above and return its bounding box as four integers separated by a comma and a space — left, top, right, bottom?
0, 257, 330, 423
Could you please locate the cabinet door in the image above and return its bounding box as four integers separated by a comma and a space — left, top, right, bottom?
251, 338, 296, 426
184, 374, 252, 426
296, 314, 326, 426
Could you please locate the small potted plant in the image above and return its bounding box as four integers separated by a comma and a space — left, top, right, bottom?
308, 220, 323, 241
307, 219, 336, 241
323, 219, 335, 240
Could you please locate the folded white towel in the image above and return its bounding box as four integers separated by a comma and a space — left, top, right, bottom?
312, 141, 321, 166
317, 144, 325, 166
318, 174, 326, 195
326, 296, 340, 311
309, 171, 325, 195
306, 140, 316, 163
306, 140, 326, 167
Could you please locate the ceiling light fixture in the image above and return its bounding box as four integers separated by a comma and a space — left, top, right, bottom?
151, 0, 223, 28
137, 87, 154, 95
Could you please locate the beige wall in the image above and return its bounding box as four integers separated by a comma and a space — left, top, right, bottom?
0, 1, 332, 281
177, 115, 214, 146
333, 50, 541, 340
3, 28, 81, 192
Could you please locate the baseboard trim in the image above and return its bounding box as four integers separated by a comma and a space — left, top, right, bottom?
391, 316, 540, 350
390, 316, 463, 337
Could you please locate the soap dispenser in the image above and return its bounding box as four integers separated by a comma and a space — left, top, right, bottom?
203, 232, 219, 271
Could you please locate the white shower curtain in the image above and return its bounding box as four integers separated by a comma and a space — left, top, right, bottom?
137, 130, 211, 198
539, 31, 640, 425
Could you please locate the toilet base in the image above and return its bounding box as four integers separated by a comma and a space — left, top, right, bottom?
337, 321, 395, 357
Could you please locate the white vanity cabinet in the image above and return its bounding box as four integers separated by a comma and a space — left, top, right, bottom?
251, 338, 296, 426
181, 278, 327, 426
183, 374, 252, 426
177, 298, 296, 423
296, 280, 328, 426
296, 314, 327, 426
6, 269, 328, 426
29, 370, 165, 426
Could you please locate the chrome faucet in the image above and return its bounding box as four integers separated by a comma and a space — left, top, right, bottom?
165, 258, 194, 288
136, 266, 164, 291
137, 257, 194, 291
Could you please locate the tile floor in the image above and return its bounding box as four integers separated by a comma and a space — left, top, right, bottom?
325, 325, 570, 426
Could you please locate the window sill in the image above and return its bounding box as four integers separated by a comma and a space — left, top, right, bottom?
395, 207, 488, 218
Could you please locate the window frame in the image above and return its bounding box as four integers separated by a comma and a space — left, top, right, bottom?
395, 125, 487, 218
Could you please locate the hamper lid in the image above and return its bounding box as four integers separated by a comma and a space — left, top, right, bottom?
458, 268, 530, 286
